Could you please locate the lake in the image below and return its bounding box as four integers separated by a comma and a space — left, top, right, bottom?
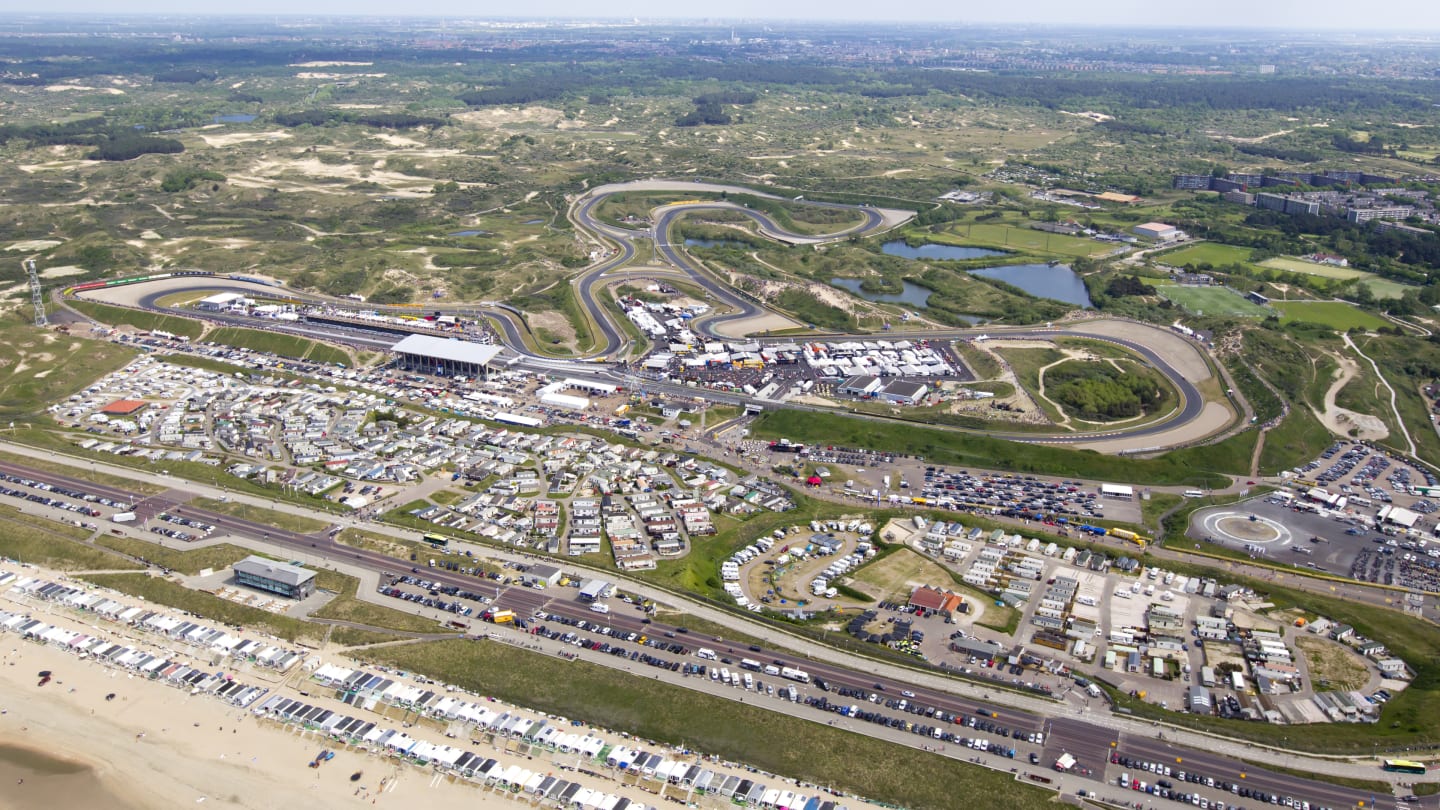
449, 230, 490, 237
968, 263, 1093, 308
829, 277, 932, 308
684, 238, 748, 249
212, 113, 257, 124
881, 241, 1008, 261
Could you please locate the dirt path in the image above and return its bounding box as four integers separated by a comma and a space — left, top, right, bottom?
1330, 335, 1399, 446
1034, 355, 1075, 431
1315, 342, 1391, 444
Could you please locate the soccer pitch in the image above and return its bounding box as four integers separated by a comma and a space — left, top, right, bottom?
1156, 284, 1271, 317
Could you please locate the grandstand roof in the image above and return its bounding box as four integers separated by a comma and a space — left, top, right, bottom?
391, 334, 501, 366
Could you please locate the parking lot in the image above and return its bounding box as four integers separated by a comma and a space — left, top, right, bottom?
1191, 494, 1440, 592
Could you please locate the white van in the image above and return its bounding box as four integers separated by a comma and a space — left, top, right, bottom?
589, 603, 610, 614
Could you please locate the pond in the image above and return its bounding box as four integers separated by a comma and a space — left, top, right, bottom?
212, 113, 257, 124
684, 238, 749, 249
829, 277, 932, 308
881, 241, 1008, 261
968, 263, 1093, 308
523, 219, 545, 225
449, 230, 490, 237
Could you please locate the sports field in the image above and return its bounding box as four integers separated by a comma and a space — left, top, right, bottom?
1156, 284, 1271, 318
1274, 301, 1391, 331
1161, 243, 1255, 268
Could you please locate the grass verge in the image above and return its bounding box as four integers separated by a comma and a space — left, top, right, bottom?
93, 537, 254, 574
0, 508, 141, 570
0, 449, 166, 495
189, 497, 332, 533
205, 326, 351, 366
68, 299, 205, 339
751, 409, 1230, 487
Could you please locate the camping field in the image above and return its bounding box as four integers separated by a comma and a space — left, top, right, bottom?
1161, 243, 1256, 268
1260, 257, 1368, 279
939, 222, 1113, 258
1274, 301, 1391, 331
1259, 257, 1413, 300
1156, 284, 1271, 318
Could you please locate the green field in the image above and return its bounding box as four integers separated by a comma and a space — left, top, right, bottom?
1274, 302, 1391, 331
1156, 284, 1272, 317
935, 222, 1113, 258
205, 327, 351, 365
0, 312, 137, 421
1161, 243, 1256, 267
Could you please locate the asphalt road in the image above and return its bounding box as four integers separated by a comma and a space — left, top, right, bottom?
0, 457, 1401, 810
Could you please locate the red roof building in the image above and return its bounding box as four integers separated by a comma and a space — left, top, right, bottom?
909, 585, 963, 614
100, 399, 148, 416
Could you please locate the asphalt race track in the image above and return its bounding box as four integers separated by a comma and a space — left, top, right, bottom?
68, 181, 1223, 448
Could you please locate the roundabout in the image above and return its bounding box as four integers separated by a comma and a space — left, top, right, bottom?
1196, 508, 1294, 553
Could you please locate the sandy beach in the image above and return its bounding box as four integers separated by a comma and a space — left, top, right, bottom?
0, 566, 770, 810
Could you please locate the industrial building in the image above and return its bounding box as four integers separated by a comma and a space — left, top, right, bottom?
1132, 222, 1179, 241
877, 380, 929, 405
391, 334, 502, 379
837, 375, 883, 397
232, 555, 317, 600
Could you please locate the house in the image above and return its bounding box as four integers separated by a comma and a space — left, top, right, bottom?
909, 586, 963, 615
522, 564, 563, 589
1377, 658, 1410, 679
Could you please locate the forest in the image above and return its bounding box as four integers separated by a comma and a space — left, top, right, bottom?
1047, 362, 1172, 421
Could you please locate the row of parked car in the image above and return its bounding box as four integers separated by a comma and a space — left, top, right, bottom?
378, 586, 473, 616
1114, 754, 1333, 810
0, 472, 131, 512
0, 484, 101, 517
805, 696, 1017, 754
155, 511, 214, 536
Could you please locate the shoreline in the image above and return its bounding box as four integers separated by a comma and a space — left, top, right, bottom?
0, 741, 138, 810
0, 564, 786, 810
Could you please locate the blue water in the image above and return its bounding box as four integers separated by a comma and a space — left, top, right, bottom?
881, 241, 1008, 261
449, 230, 490, 237
213, 113, 257, 124
523, 219, 544, 225
829, 277, 932, 308
684, 238, 748, 249
968, 264, 1093, 308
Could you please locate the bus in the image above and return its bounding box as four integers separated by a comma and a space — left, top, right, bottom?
422, 533, 450, 549
1382, 760, 1427, 775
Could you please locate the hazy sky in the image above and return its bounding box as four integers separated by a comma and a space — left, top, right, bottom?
21, 2, 1440, 30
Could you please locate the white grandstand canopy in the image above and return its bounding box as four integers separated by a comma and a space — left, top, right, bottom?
391, 334, 501, 366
